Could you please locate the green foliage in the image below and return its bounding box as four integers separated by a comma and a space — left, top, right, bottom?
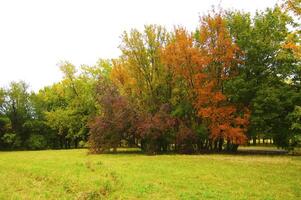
26, 134, 47, 150
250, 86, 297, 148
0, 81, 33, 148
288, 106, 301, 148
225, 6, 301, 149
0, 88, 5, 113
36, 61, 106, 148
1, 133, 21, 149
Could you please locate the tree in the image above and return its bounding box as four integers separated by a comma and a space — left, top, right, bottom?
283, 0, 301, 17
225, 6, 300, 146
136, 104, 177, 154
1, 4, 299, 153
88, 78, 137, 153
288, 105, 301, 150
118, 25, 170, 113
37, 61, 104, 148
193, 11, 249, 151
251, 85, 300, 148
161, 28, 201, 122
0, 88, 5, 112
2, 81, 32, 148
161, 28, 210, 152
0, 88, 7, 148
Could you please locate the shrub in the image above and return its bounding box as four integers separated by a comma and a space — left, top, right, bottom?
137, 104, 177, 154
176, 125, 197, 154
26, 134, 47, 150
1, 132, 22, 149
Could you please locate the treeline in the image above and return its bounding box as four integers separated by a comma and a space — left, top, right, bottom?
0, 3, 300, 153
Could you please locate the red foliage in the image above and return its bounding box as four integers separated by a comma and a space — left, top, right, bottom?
88, 78, 137, 153
175, 125, 198, 154
136, 104, 177, 153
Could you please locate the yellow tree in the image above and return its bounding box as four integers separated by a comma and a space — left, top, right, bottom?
116, 25, 170, 112
283, 0, 301, 16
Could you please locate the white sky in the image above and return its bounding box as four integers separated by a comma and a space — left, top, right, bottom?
0, 0, 279, 91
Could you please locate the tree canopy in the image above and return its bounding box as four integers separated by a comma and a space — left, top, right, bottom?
0, 3, 300, 153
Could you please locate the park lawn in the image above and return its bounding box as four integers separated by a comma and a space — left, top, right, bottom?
0, 149, 300, 200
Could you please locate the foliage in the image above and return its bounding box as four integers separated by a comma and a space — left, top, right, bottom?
88, 78, 137, 153
117, 25, 170, 113
136, 104, 177, 154
26, 134, 47, 150
283, 0, 301, 17
194, 12, 249, 150
0, 4, 300, 152
225, 6, 301, 149
288, 105, 301, 149
175, 124, 198, 154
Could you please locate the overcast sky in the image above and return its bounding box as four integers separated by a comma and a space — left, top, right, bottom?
0, 0, 279, 91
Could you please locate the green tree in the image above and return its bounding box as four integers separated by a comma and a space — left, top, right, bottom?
225, 6, 301, 147
38, 61, 107, 148
2, 81, 32, 148
287, 105, 301, 150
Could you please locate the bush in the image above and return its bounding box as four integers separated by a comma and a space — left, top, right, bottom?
1, 132, 22, 149
176, 125, 197, 154
78, 140, 87, 148
137, 104, 177, 154
26, 134, 47, 150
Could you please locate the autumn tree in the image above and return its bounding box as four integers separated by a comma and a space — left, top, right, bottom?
194, 12, 249, 151
1, 4, 299, 153
117, 25, 170, 113
161, 28, 208, 152
283, 0, 301, 17
162, 28, 201, 120
136, 104, 177, 154
110, 59, 137, 103
88, 77, 137, 153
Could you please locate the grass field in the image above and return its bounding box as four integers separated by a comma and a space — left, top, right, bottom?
0, 149, 300, 200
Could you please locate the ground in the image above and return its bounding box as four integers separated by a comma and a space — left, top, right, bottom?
0, 149, 300, 200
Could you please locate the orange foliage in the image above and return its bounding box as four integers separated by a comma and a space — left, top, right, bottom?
110, 59, 137, 96
283, 39, 301, 58
161, 13, 249, 146
162, 28, 203, 93
194, 12, 249, 145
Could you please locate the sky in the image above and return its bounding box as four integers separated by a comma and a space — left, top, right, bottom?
0, 0, 280, 91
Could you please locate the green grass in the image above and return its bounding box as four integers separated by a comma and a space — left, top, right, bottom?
0, 149, 300, 200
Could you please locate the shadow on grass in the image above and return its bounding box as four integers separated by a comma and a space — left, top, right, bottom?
88, 147, 301, 156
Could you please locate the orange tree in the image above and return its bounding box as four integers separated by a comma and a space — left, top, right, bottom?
194, 12, 249, 151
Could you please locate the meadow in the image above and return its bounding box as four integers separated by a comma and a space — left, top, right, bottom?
0, 149, 300, 200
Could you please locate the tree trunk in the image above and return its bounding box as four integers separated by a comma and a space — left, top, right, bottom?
253, 137, 256, 145
218, 138, 224, 151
